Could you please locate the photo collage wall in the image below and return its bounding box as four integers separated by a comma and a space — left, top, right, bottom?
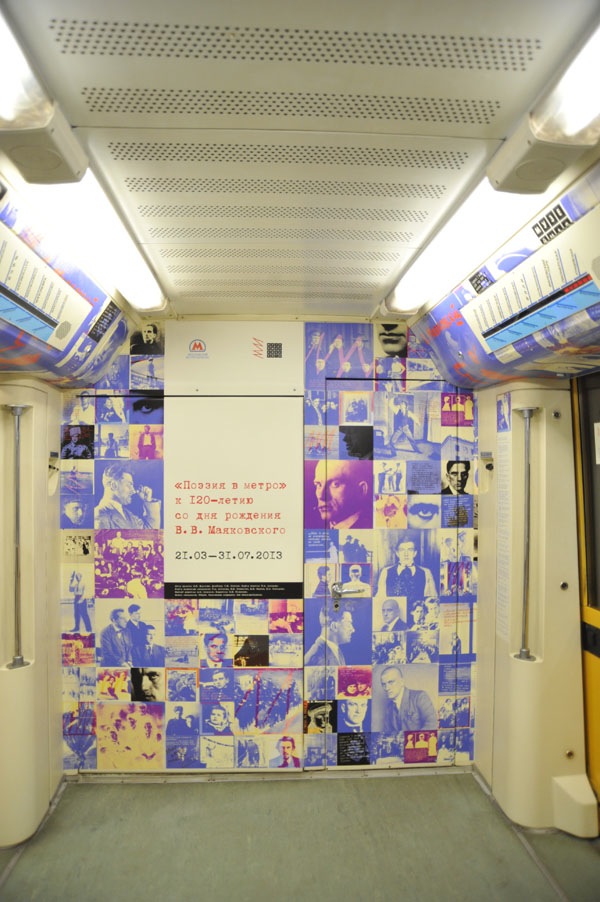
60, 320, 478, 771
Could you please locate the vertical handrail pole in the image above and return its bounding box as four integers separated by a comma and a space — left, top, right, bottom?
516, 407, 538, 662
4, 404, 32, 669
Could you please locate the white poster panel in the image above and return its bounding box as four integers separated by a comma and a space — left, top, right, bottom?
164, 395, 304, 598
164, 320, 304, 395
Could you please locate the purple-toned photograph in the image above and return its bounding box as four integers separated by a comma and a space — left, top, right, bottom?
96, 394, 129, 426
95, 424, 129, 459
304, 390, 339, 426
371, 662, 438, 735
304, 458, 373, 530
130, 424, 164, 461
200, 668, 235, 704
165, 599, 198, 636
60, 461, 94, 496
131, 354, 164, 390
94, 529, 164, 598
440, 392, 475, 427
337, 697, 371, 734
403, 729, 438, 764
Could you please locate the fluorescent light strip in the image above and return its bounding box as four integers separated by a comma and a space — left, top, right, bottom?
21, 172, 165, 311
388, 22, 600, 315
0, 10, 164, 311
0, 9, 52, 128
386, 178, 561, 316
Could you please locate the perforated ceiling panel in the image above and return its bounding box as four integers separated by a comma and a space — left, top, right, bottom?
4, 0, 600, 317
78, 127, 491, 314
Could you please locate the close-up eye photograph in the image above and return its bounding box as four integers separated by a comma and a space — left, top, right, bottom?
407, 497, 441, 529
129, 393, 165, 424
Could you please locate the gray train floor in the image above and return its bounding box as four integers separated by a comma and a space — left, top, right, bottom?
1, 772, 600, 901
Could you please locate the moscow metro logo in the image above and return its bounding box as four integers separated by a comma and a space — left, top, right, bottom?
187, 338, 208, 358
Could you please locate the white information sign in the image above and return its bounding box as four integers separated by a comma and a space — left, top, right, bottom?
164, 395, 304, 598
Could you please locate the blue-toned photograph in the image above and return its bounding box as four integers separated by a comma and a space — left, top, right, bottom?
374, 529, 440, 602
61, 495, 94, 530
304, 597, 372, 667
129, 391, 164, 424
304, 529, 339, 562
93, 459, 163, 530
304, 322, 374, 389
95, 352, 130, 391
166, 736, 203, 769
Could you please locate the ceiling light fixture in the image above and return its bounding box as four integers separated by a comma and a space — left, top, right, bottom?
383, 178, 560, 318
384, 22, 600, 319
0, 11, 164, 311
20, 172, 166, 312
487, 23, 600, 193
0, 9, 88, 183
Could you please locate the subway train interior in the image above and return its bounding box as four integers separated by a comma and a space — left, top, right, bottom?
2, 0, 600, 897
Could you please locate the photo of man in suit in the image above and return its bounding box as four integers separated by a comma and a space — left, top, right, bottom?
441, 460, 471, 494
378, 665, 437, 732
376, 538, 437, 603
126, 603, 148, 660
132, 624, 166, 666
304, 601, 355, 667
99, 608, 133, 666
338, 698, 370, 734
379, 598, 407, 632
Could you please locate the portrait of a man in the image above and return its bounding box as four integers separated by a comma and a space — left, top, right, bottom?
94, 462, 162, 530
304, 601, 355, 667
61, 499, 93, 530
305, 459, 373, 530
376, 536, 437, 603
441, 460, 472, 495
375, 665, 437, 733
338, 698, 370, 733
130, 322, 164, 355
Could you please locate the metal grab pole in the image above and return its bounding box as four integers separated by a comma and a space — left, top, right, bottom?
516, 407, 538, 662
4, 404, 32, 669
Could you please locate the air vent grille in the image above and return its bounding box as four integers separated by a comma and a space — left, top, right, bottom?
149, 227, 414, 242
54, 320, 72, 339
172, 276, 377, 289
177, 290, 369, 301
137, 204, 430, 224
124, 176, 447, 200
81, 87, 501, 125
50, 21, 541, 71
152, 247, 403, 261
106, 140, 470, 170
167, 263, 391, 276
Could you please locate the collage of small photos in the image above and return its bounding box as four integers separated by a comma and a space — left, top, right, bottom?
61, 320, 478, 772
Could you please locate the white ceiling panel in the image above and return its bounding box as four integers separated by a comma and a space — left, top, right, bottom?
3, 0, 600, 318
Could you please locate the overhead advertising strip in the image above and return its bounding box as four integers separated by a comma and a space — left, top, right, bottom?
462, 202, 600, 361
